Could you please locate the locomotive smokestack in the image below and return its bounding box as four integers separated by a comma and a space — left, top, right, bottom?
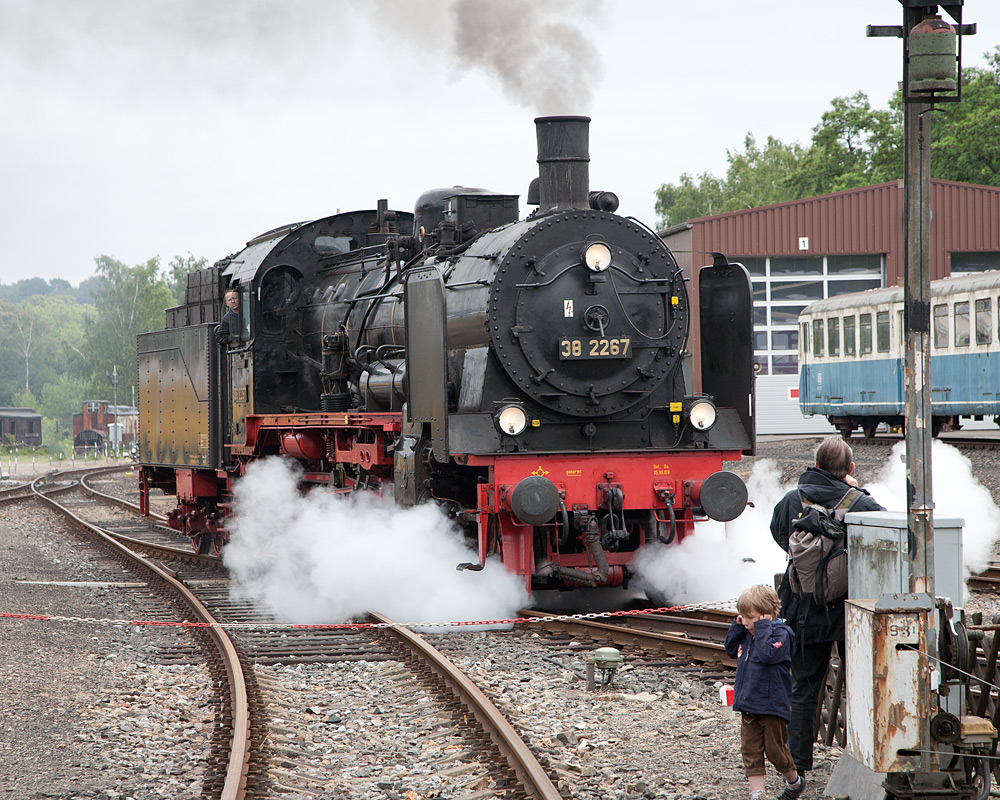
535, 115, 590, 213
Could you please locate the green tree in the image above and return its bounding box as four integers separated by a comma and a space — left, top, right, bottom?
724, 134, 805, 210
654, 48, 1000, 227
787, 91, 901, 197
11, 388, 37, 409
0, 303, 46, 393
38, 374, 87, 426
84, 256, 174, 396
22, 294, 94, 379
932, 50, 1000, 184
654, 172, 724, 228
654, 134, 803, 226
167, 253, 209, 305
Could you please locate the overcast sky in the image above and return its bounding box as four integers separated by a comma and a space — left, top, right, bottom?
4, 0, 999, 286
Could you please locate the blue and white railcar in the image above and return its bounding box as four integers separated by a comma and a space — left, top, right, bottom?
798, 271, 1000, 438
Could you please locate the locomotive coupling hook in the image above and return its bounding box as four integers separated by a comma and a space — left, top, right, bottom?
548, 517, 609, 587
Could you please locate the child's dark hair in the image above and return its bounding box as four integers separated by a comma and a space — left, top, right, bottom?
736, 584, 781, 618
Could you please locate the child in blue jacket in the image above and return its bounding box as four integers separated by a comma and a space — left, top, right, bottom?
725, 585, 804, 800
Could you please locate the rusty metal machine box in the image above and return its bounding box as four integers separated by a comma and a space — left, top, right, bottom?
845, 595, 934, 773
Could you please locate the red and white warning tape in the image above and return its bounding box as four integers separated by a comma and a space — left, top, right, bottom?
0, 600, 736, 632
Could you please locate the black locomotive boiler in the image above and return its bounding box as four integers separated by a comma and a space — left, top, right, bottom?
137, 116, 756, 594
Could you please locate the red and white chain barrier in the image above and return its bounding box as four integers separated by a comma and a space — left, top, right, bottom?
0, 599, 737, 632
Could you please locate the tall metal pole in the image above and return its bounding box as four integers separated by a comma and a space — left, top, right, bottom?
903, 91, 935, 599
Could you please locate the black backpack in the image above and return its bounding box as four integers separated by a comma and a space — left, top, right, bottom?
786, 487, 861, 606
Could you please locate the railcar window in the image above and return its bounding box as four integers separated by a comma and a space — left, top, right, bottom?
828, 318, 840, 356
876, 311, 890, 353
933, 304, 949, 348
860, 314, 873, 355
898, 310, 904, 347
844, 316, 856, 356
954, 302, 970, 347
977, 298, 992, 345
812, 320, 824, 357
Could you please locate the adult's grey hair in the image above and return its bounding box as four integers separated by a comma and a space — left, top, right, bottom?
815, 436, 853, 479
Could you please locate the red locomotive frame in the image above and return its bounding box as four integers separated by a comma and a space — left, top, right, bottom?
140, 411, 742, 591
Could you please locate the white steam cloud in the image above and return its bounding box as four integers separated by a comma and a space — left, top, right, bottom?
224, 458, 528, 626
866, 440, 1000, 578
635, 440, 1000, 607
633, 459, 790, 605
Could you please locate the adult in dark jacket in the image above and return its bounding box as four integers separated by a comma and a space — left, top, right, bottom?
771, 435, 885, 775
215, 289, 240, 347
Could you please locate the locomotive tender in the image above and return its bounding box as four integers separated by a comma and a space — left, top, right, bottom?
799, 270, 1000, 439
138, 116, 755, 593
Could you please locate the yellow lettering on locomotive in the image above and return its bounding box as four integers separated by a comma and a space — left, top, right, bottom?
565, 469, 582, 478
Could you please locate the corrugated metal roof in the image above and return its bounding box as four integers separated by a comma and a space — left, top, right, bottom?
673, 180, 1000, 284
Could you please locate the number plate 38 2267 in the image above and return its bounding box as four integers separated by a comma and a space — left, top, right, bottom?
558, 337, 632, 360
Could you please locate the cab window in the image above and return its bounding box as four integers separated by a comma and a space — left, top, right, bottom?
238, 288, 251, 341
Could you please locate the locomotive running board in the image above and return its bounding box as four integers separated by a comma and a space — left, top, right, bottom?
404, 266, 449, 462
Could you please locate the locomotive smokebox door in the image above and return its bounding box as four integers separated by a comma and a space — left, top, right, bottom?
404, 266, 449, 462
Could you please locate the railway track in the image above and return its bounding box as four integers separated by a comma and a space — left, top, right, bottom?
22, 460, 1000, 795
29, 467, 569, 799
850, 431, 1000, 451
516, 609, 734, 668
28, 469, 252, 800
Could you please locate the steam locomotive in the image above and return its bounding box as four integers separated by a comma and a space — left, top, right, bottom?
137, 116, 756, 593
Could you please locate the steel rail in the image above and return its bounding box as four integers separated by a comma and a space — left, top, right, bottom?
371, 611, 563, 800
80, 468, 167, 521
517, 608, 734, 666
30, 472, 251, 800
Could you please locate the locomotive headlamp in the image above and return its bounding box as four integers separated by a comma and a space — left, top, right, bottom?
583, 242, 612, 272
687, 399, 717, 431
496, 405, 528, 436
